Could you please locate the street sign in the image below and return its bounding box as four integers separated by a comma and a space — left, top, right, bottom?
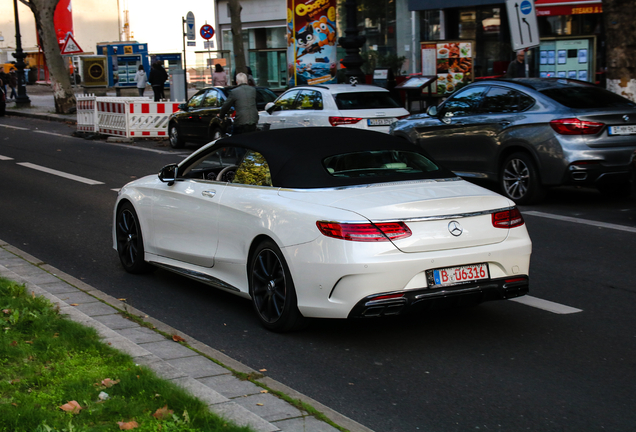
200, 24, 215, 40
186, 11, 195, 41
506, 0, 540, 51
60, 33, 83, 55
204, 41, 214, 50
187, 41, 196, 47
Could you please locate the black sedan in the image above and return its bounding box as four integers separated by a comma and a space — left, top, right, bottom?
390, 78, 636, 204
168, 86, 277, 148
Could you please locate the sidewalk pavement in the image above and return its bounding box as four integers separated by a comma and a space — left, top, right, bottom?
0, 239, 374, 432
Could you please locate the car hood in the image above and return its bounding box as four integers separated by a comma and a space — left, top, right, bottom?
279, 179, 515, 253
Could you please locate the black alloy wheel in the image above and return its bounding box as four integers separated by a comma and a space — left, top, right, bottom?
500, 152, 546, 205
249, 240, 306, 332
116, 202, 153, 274
169, 123, 185, 149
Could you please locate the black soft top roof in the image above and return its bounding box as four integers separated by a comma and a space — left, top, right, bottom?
211, 127, 455, 188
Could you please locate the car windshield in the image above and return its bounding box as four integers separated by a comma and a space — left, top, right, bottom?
323, 150, 441, 178
335, 92, 401, 110
540, 87, 636, 109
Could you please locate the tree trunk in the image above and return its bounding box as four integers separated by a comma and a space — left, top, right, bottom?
228, 0, 247, 77
603, 0, 636, 101
21, 0, 76, 113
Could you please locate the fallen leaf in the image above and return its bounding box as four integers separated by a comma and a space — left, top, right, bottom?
2, 309, 10, 314
70, 303, 79, 306
11, 403, 17, 407
260, 390, 268, 393
59, 400, 82, 414
118, 298, 127, 302
256, 403, 264, 406
152, 405, 174, 420
259, 369, 267, 372
53, 333, 59, 338
10, 341, 17, 347
117, 421, 139, 430
32, 291, 35, 299
24, 341, 33, 344
10, 379, 20, 384
101, 378, 120, 388
172, 335, 185, 342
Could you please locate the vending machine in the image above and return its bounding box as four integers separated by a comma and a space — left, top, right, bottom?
96, 42, 150, 88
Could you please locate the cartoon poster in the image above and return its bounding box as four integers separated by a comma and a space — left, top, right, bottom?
287, 0, 338, 86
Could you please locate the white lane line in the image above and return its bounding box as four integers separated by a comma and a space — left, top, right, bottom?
105, 142, 188, 155
509, 295, 583, 314
0, 155, 14, 161
33, 130, 74, 138
111, 188, 121, 192
524, 210, 636, 234
16, 162, 104, 185
0, 124, 29, 130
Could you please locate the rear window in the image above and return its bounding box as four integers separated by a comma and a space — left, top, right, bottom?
540, 87, 636, 109
335, 92, 401, 110
323, 150, 441, 178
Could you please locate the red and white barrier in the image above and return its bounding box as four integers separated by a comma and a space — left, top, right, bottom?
76, 96, 184, 138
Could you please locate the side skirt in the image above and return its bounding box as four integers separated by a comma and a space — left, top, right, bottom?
149, 261, 241, 293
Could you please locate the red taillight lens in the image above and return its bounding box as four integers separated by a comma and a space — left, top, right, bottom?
549, 118, 604, 135
492, 207, 525, 229
328, 116, 363, 126
396, 114, 410, 120
316, 221, 412, 242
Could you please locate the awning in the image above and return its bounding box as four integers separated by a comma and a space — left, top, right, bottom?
535, 0, 602, 16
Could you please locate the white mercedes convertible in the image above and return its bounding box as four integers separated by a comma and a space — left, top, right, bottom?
113, 128, 532, 332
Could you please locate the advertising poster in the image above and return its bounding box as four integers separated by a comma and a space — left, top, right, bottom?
287, 0, 338, 86
434, 41, 473, 95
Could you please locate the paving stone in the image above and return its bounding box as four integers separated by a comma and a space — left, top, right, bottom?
92, 313, 140, 330
198, 373, 262, 399
170, 376, 228, 405
0, 248, 17, 258
74, 302, 117, 317
211, 401, 280, 432
139, 340, 199, 361
33, 281, 81, 294
166, 356, 229, 379
273, 416, 341, 432
23, 272, 62, 285
231, 393, 304, 422
103, 335, 152, 358
141, 358, 189, 380
116, 326, 166, 344
55, 291, 100, 305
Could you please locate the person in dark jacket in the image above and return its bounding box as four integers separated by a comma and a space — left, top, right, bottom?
219, 72, 258, 135
8, 70, 18, 100
148, 62, 168, 101
506, 50, 526, 78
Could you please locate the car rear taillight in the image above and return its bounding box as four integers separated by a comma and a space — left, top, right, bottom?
396, 114, 410, 120
549, 118, 604, 135
492, 207, 525, 229
328, 116, 363, 126
316, 221, 412, 242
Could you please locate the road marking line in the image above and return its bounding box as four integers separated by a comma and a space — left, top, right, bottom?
16, 162, 104, 185
33, 130, 73, 138
105, 142, 187, 155
0, 124, 29, 130
111, 188, 121, 192
509, 295, 582, 314
524, 210, 636, 234
0, 155, 14, 161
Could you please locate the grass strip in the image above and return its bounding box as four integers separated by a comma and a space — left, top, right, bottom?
0, 277, 252, 432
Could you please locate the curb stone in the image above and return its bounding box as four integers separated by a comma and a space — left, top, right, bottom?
0, 239, 374, 432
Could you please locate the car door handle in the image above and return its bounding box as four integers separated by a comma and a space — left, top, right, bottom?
202, 190, 216, 198
303, 118, 310, 122
280, 119, 285, 122
499, 121, 511, 126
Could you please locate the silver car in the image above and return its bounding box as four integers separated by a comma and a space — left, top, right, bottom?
390, 78, 636, 204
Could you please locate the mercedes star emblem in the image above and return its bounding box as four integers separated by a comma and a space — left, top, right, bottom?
448, 221, 463, 237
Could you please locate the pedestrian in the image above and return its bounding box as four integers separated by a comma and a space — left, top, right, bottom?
9, 70, 18, 100
0, 71, 8, 96
219, 72, 258, 135
148, 62, 168, 102
246, 67, 256, 86
505, 50, 526, 78
212, 64, 227, 86
135, 65, 148, 97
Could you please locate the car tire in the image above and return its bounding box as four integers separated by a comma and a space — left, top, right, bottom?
249, 240, 307, 332
115, 202, 154, 274
169, 123, 185, 149
500, 152, 546, 205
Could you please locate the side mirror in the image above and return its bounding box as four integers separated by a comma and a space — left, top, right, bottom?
265, 102, 275, 114
426, 105, 438, 117
158, 164, 178, 185
178, 103, 188, 111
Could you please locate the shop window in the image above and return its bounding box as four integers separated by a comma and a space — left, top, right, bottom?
459, 10, 476, 39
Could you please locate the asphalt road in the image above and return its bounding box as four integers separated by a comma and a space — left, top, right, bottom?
2, 116, 636, 432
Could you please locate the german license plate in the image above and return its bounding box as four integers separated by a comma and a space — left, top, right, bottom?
608, 125, 636, 136
432, 263, 489, 287
368, 118, 395, 126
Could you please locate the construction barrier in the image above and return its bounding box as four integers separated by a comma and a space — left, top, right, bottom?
76, 95, 184, 138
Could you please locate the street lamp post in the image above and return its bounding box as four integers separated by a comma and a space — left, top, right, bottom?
338, 0, 366, 85
12, 0, 31, 107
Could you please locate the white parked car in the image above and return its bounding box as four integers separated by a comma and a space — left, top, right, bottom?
113, 128, 532, 332
258, 84, 410, 134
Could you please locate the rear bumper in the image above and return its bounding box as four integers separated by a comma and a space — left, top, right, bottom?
348, 276, 529, 318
